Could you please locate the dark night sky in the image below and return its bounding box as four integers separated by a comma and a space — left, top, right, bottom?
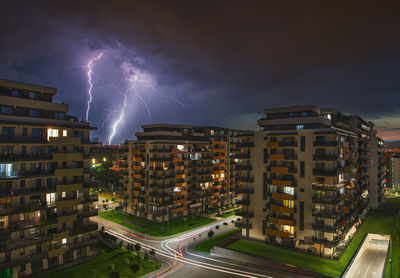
1, 1, 400, 144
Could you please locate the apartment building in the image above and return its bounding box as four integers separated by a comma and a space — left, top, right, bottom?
244, 106, 384, 258
0, 79, 97, 277
123, 124, 254, 223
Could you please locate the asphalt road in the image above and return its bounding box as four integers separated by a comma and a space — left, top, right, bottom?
345, 246, 388, 278
92, 216, 315, 278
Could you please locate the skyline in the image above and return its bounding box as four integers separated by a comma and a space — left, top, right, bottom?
1, 1, 400, 143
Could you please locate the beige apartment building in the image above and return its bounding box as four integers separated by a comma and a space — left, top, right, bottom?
123, 124, 254, 223
0, 79, 97, 277
242, 106, 384, 258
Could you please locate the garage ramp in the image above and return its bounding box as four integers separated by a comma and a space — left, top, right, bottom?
344, 234, 390, 278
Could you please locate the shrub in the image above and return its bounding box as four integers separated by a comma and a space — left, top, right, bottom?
107, 264, 115, 271
208, 230, 214, 238
134, 243, 141, 252
129, 264, 140, 273
90, 269, 97, 277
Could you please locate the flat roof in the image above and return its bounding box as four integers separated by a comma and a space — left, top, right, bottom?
0, 79, 57, 95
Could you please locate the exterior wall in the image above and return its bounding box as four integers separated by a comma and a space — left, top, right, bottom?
0, 79, 98, 278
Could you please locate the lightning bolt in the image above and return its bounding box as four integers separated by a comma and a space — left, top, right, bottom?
109, 91, 128, 145
85, 52, 104, 121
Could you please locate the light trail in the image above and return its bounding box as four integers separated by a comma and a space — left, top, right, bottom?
85, 52, 104, 121
105, 227, 272, 278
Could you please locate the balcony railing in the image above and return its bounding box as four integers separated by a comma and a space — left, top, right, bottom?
313, 169, 340, 177
235, 176, 254, 183
312, 209, 342, 219
312, 195, 343, 204
313, 141, 342, 147
236, 211, 253, 218
278, 141, 297, 147
313, 154, 338, 161
311, 236, 340, 247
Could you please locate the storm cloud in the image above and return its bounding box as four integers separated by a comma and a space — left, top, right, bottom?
1, 0, 400, 143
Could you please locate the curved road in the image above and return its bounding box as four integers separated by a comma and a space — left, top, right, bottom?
92, 216, 310, 278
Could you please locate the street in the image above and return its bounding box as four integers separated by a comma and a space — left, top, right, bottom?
92, 216, 311, 278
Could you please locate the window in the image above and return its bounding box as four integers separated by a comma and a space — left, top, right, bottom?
46, 193, 56, 207
2, 127, 14, 137
62, 130, 68, 137
21, 163, 25, 171
29, 109, 40, 117
282, 186, 294, 195
300, 161, 305, 177
47, 128, 59, 140
22, 128, 27, 136
55, 112, 65, 120
0, 164, 13, 177
32, 128, 43, 137
21, 145, 26, 153
1, 146, 13, 155
74, 130, 84, 138
0, 106, 12, 115
62, 238, 67, 244
11, 89, 20, 97
28, 92, 39, 100
61, 192, 66, 199
20, 197, 25, 205
296, 125, 304, 130
300, 136, 305, 152
20, 180, 25, 187
300, 201, 304, 231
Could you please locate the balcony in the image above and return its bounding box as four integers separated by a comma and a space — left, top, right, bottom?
235, 153, 250, 159
278, 141, 297, 147
313, 154, 338, 161
238, 142, 254, 148
265, 228, 294, 238
0, 153, 53, 162
313, 169, 340, 177
312, 194, 343, 204
313, 141, 341, 147
311, 236, 340, 247
0, 169, 55, 179
150, 157, 173, 162
312, 183, 340, 191
236, 198, 250, 205
150, 148, 173, 153
235, 165, 253, 171
312, 209, 342, 219
0, 201, 46, 216
268, 216, 296, 226
0, 135, 47, 143
269, 204, 295, 214
268, 166, 297, 174
235, 187, 254, 195
271, 192, 296, 200
170, 206, 186, 214
312, 223, 339, 233
235, 176, 254, 183
269, 178, 295, 187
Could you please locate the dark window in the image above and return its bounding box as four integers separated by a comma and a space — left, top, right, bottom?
21, 145, 26, 153
22, 128, 27, 136
300, 201, 304, 231
300, 136, 305, 152
264, 149, 268, 163
0, 106, 12, 115
11, 89, 19, 97
20, 180, 25, 187
20, 197, 25, 204
32, 128, 43, 137
29, 109, 40, 117
2, 127, 14, 137
263, 172, 268, 200
300, 188, 305, 192
300, 161, 305, 177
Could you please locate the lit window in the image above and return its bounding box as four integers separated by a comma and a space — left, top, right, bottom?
296, 125, 304, 130
327, 114, 332, 120
220, 173, 225, 178
177, 145, 185, 151
0, 163, 13, 177
47, 128, 59, 140
62, 238, 67, 244
62, 130, 68, 137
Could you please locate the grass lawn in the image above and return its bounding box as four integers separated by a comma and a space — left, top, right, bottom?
219, 209, 241, 218
99, 210, 214, 236
43, 245, 161, 278
226, 199, 400, 278
195, 228, 240, 253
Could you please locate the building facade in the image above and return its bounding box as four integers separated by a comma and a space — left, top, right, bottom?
0, 79, 97, 277
123, 124, 254, 223
244, 106, 384, 258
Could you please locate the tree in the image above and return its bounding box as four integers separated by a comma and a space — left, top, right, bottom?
149, 249, 155, 257
134, 243, 141, 252
119, 240, 123, 248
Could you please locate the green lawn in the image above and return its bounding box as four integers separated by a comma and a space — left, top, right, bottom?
219, 209, 241, 218
226, 199, 400, 278
195, 228, 240, 253
43, 246, 161, 278
99, 210, 214, 236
